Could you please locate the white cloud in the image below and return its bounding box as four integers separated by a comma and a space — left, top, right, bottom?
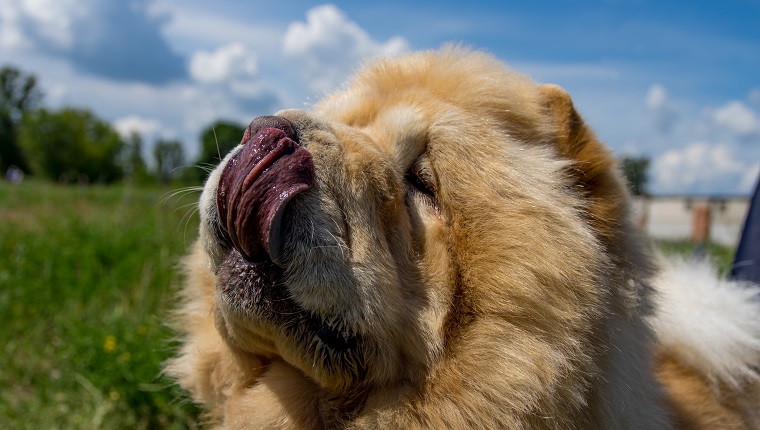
189, 43, 258, 84
653, 142, 758, 194
0, 3, 24, 49
113, 115, 164, 140
283, 4, 408, 93
645, 83, 678, 134
646, 84, 667, 109
185, 43, 280, 129
0, 0, 85, 50
711, 101, 760, 137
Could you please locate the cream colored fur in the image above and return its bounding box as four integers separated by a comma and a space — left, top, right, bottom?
167, 48, 760, 429
650, 258, 760, 389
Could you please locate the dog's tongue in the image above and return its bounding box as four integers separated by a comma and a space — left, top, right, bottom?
217, 125, 314, 265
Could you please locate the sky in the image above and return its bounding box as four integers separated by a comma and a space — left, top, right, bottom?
1, 0, 759, 195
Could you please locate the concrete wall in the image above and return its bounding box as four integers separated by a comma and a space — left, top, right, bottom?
632, 196, 750, 248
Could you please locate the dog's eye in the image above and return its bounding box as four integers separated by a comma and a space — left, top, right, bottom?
404, 169, 435, 197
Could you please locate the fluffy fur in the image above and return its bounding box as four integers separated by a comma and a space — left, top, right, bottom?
167, 48, 760, 429
651, 258, 760, 428
651, 258, 760, 389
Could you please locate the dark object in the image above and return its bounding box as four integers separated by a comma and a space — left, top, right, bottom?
620, 156, 650, 196
731, 174, 760, 283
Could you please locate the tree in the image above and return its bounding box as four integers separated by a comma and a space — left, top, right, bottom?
0, 66, 43, 173
19, 108, 124, 183
121, 131, 150, 183
191, 120, 245, 182
153, 139, 185, 183
620, 156, 650, 197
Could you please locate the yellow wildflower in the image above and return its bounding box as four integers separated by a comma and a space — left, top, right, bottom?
103, 335, 116, 353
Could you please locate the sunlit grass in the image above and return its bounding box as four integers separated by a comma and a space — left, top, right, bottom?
0, 180, 200, 429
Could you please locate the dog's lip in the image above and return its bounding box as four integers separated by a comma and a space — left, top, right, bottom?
217, 249, 358, 353
217, 124, 314, 266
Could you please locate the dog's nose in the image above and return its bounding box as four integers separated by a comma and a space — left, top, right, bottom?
218, 117, 314, 266
240, 115, 299, 146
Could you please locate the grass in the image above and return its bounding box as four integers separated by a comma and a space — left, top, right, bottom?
0, 180, 201, 429
656, 239, 736, 277
0, 181, 738, 428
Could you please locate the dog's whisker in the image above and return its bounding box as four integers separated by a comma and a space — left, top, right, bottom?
161, 187, 203, 205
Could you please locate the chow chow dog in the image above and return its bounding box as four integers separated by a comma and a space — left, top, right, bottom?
168, 48, 760, 429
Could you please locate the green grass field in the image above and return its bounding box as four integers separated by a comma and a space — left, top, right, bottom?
0, 181, 201, 429
0, 181, 738, 429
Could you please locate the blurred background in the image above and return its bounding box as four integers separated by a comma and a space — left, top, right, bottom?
1, 0, 758, 428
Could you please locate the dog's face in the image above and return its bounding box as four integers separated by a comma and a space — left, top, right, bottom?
200, 108, 441, 392
193, 49, 644, 421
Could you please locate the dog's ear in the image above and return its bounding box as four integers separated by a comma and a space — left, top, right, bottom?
539, 84, 629, 244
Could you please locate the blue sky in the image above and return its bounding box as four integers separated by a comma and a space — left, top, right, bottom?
2, 0, 759, 195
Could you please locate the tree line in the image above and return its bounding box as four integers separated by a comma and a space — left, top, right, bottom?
0, 65, 244, 185
1, 65, 651, 193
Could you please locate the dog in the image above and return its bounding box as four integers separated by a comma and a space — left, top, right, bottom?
167, 48, 760, 429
